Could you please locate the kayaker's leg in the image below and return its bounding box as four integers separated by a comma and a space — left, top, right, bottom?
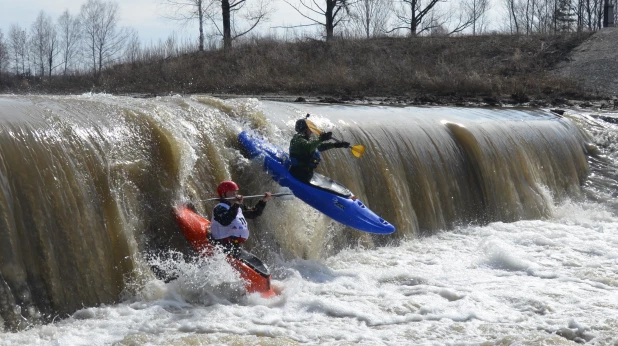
289, 166, 314, 184
227, 242, 241, 258
211, 237, 242, 258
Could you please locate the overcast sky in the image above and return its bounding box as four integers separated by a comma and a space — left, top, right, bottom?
0, 0, 308, 45
0, 0, 507, 48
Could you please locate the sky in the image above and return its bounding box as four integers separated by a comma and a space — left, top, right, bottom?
0, 0, 309, 46
0, 0, 506, 48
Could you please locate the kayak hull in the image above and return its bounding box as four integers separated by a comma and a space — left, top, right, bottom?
173, 204, 276, 298
238, 131, 395, 234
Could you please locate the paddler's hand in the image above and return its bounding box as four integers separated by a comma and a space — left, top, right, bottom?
319, 131, 333, 141
262, 192, 272, 202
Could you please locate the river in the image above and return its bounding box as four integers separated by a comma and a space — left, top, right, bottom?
0, 94, 616, 345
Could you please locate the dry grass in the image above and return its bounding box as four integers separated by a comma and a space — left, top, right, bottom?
0, 32, 595, 103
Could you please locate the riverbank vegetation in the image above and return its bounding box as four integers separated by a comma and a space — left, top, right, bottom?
0, 0, 607, 105
0, 32, 594, 106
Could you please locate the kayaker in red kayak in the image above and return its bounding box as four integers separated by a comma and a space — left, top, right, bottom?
210, 180, 271, 256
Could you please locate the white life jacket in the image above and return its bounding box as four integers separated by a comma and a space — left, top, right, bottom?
210, 203, 249, 240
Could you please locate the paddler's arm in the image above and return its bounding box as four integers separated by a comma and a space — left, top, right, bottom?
242, 193, 271, 219
213, 203, 241, 226
316, 131, 350, 152
290, 134, 326, 154
317, 142, 337, 151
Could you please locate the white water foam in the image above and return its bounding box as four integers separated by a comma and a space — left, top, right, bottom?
1, 200, 617, 345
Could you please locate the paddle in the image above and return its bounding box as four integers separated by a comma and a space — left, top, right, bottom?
304, 118, 365, 158
201, 188, 295, 202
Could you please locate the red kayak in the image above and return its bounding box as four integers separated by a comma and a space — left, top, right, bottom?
173, 204, 276, 298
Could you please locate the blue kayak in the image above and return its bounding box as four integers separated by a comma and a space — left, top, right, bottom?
238, 131, 395, 234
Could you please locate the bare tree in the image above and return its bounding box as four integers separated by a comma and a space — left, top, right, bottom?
463, 0, 490, 34
31, 11, 56, 77
504, 0, 521, 33
590, 0, 602, 30
503, 0, 556, 34
347, 0, 392, 37
80, 0, 129, 76
389, 0, 445, 36
502, 0, 590, 34
8, 25, 28, 75
0, 30, 9, 78
418, 2, 477, 35
532, 0, 552, 33
523, 0, 533, 33
163, 0, 270, 51
500, 0, 582, 34
427, 11, 450, 35
284, 0, 356, 40
45, 25, 59, 78
163, 32, 178, 58
124, 28, 141, 63
160, 0, 208, 51
58, 9, 82, 75
205, 0, 271, 49
30, 11, 59, 77
425, 9, 449, 35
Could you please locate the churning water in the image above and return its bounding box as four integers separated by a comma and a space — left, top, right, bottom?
0, 94, 616, 345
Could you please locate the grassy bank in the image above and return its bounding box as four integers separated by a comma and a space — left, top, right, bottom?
0, 33, 596, 105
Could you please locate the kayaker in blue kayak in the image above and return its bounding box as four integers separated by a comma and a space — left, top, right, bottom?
211, 180, 271, 256
289, 115, 350, 183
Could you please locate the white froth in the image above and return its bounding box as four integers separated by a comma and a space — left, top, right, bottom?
2, 204, 618, 345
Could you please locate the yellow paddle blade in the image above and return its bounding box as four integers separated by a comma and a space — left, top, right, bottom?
304, 119, 322, 135
350, 144, 365, 158
305, 118, 364, 158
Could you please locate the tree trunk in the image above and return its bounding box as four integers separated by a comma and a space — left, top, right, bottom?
198, 0, 204, 51
222, 0, 232, 50
410, 0, 418, 36
98, 44, 103, 77
525, 0, 531, 34
365, 0, 371, 38
511, 0, 520, 33
326, 0, 335, 40
91, 38, 96, 76
553, 0, 557, 33
587, 0, 592, 29
473, 0, 477, 35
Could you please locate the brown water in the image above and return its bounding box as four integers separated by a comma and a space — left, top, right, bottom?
0, 94, 590, 330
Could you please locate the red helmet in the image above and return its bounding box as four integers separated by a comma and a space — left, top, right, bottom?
217, 180, 239, 197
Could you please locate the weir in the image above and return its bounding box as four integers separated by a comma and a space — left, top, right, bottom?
0, 95, 590, 330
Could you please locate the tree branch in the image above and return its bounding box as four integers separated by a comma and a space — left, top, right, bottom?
283, 0, 326, 25
233, 12, 266, 39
